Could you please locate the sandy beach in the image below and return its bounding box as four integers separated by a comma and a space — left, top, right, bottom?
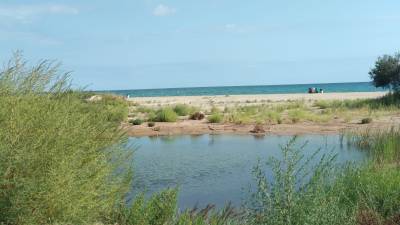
128, 92, 387, 109
124, 91, 400, 136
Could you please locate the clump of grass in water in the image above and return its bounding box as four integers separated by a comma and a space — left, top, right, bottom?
344, 127, 400, 164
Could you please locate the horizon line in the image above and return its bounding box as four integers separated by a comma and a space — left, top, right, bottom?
92, 80, 373, 92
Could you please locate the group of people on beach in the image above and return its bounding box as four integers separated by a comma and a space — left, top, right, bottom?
308, 87, 324, 94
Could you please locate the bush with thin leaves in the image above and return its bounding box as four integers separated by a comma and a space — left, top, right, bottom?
245, 137, 354, 225
155, 108, 178, 122
208, 113, 223, 123
0, 52, 132, 224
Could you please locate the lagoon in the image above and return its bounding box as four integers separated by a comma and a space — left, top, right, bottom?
129, 134, 365, 209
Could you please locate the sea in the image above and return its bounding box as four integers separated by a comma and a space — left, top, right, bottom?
99, 82, 383, 97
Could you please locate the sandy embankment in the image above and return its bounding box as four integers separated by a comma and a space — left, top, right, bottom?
128, 92, 387, 109
124, 92, 397, 137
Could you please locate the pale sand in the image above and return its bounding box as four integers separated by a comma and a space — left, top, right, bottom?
128, 92, 387, 109
124, 91, 400, 137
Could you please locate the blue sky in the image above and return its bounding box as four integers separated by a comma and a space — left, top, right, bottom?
1, 0, 399, 90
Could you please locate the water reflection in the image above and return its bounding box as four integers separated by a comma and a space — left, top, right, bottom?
129, 134, 365, 209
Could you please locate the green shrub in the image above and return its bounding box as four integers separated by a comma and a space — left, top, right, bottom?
288, 109, 306, 123
361, 117, 372, 124
345, 127, 400, 164
314, 100, 330, 109
208, 113, 223, 123
130, 118, 143, 125
246, 137, 354, 225
108, 189, 178, 225
148, 122, 155, 127
136, 106, 155, 114
155, 108, 178, 122
335, 165, 400, 222
173, 104, 192, 116
91, 94, 129, 123
0, 53, 132, 224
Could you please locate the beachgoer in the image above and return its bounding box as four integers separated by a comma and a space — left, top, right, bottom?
320, 89, 324, 94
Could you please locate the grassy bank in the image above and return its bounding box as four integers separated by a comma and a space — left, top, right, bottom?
1, 54, 400, 224
104, 129, 400, 225
128, 93, 400, 126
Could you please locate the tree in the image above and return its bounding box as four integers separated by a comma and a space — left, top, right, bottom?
369, 53, 400, 92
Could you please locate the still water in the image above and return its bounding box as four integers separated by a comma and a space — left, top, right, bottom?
129, 134, 365, 209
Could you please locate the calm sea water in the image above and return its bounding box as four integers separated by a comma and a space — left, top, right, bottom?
128, 134, 365, 209
101, 82, 382, 97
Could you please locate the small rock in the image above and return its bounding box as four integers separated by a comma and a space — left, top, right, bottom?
250, 124, 266, 134
190, 112, 205, 120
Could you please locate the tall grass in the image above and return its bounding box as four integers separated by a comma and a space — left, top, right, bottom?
245, 133, 400, 225
315, 93, 400, 110
173, 104, 197, 116
245, 137, 355, 225
344, 127, 400, 164
0, 53, 132, 224
154, 108, 178, 122
2, 53, 400, 224
208, 113, 223, 123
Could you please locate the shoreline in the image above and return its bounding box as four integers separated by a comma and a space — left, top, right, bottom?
123, 119, 399, 137
124, 91, 399, 137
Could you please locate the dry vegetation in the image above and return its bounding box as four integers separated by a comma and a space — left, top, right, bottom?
126, 95, 400, 129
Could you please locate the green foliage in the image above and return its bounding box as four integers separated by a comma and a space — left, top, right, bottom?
314, 98, 392, 110
155, 108, 178, 122
369, 52, 400, 92
245, 137, 353, 225
108, 189, 177, 225
260, 110, 281, 124
130, 118, 143, 125
361, 117, 372, 124
3, 52, 400, 225
334, 165, 400, 222
93, 94, 129, 123
137, 106, 156, 114
176, 204, 243, 225
345, 127, 400, 164
148, 121, 156, 127
173, 104, 195, 116
338, 127, 400, 223
0, 53, 132, 224
288, 109, 306, 123
208, 113, 223, 123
